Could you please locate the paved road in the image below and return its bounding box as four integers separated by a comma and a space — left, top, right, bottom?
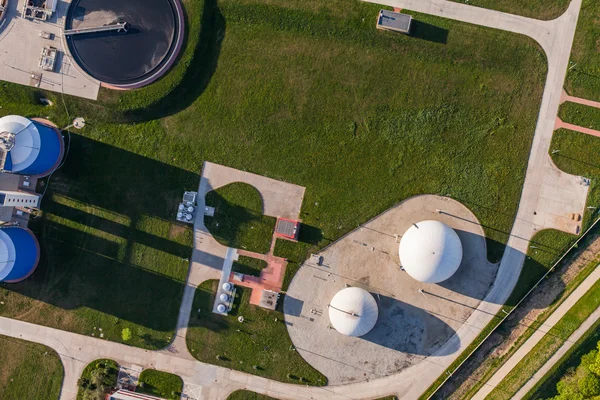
472, 265, 600, 399
0, 1, 590, 399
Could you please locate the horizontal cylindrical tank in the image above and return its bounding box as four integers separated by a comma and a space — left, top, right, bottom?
0, 227, 40, 283
0, 115, 64, 177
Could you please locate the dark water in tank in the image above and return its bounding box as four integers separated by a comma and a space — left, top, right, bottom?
66, 0, 178, 85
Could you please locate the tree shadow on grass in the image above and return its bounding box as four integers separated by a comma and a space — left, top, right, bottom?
122, 0, 225, 123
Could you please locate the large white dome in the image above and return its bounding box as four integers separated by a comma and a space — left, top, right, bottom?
399, 220, 463, 283
328, 287, 378, 337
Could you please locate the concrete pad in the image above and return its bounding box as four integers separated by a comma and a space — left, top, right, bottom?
284, 195, 497, 384
199, 162, 305, 220
0, 0, 99, 100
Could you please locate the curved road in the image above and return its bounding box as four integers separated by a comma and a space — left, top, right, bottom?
0, 0, 589, 399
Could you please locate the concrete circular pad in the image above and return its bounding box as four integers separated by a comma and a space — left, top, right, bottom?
284, 195, 498, 384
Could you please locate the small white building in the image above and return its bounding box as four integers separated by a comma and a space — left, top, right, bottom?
328, 287, 378, 337
399, 220, 463, 283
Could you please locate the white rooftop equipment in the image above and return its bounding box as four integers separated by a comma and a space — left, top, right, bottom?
222, 282, 233, 291
399, 220, 463, 283
328, 287, 378, 337
217, 304, 226, 313
219, 293, 229, 302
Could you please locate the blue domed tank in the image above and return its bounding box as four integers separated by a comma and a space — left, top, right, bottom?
0, 115, 64, 177
0, 227, 40, 283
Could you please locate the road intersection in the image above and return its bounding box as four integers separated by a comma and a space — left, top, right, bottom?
0, 0, 592, 399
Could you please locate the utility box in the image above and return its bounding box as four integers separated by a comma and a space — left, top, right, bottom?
376, 10, 412, 34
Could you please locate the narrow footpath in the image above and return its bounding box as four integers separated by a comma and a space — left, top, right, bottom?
472, 265, 600, 399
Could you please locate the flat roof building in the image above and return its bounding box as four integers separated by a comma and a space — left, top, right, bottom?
376, 10, 412, 34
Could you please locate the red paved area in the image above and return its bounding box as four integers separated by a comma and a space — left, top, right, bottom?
561, 89, 600, 108
555, 117, 600, 138
230, 236, 288, 306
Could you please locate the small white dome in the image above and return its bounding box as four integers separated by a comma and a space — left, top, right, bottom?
328, 287, 378, 337
219, 293, 229, 302
217, 304, 226, 313
399, 220, 463, 283
222, 282, 233, 291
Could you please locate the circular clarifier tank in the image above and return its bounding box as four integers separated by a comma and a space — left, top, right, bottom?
65, 0, 184, 88
0, 227, 40, 283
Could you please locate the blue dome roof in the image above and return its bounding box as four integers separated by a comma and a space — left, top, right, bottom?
0, 227, 40, 283
0, 116, 64, 177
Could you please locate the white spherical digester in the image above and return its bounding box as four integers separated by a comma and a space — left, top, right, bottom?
399, 220, 463, 283
328, 287, 378, 337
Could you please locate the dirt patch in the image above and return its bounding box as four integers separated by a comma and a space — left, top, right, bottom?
437, 230, 600, 400
169, 223, 186, 239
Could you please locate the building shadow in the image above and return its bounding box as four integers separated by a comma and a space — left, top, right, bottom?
362, 294, 460, 356
7, 220, 186, 333
122, 0, 225, 123
410, 20, 449, 45
0, 134, 206, 340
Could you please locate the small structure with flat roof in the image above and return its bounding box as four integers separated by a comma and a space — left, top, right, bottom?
376, 10, 412, 34
275, 217, 300, 241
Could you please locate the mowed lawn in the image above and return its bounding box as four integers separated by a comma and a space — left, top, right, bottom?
449, 0, 569, 20
565, 0, 600, 100
187, 281, 326, 385
0, 335, 63, 400
0, 0, 545, 352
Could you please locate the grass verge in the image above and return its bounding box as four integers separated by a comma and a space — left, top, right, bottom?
559, 102, 600, 129
486, 278, 600, 398
137, 369, 183, 400
186, 280, 326, 385
524, 318, 600, 399
565, 0, 600, 100
0, 335, 63, 400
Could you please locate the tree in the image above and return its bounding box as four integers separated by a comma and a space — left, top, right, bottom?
121, 328, 132, 341
579, 372, 600, 398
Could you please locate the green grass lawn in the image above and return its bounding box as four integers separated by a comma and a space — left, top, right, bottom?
186, 280, 326, 385
486, 278, 600, 399
227, 390, 279, 400
559, 102, 600, 129
77, 359, 119, 400
565, 0, 600, 100
232, 256, 269, 276
205, 183, 276, 254
0, 335, 63, 400
449, 0, 569, 20
137, 369, 183, 400
0, 0, 546, 354
524, 318, 600, 399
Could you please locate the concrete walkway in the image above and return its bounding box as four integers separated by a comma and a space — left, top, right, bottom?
514, 294, 600, 399
0, 2, 592, 400
561, 90, 600, 108
472, 265, 600, 399
555, 117, 600, 138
